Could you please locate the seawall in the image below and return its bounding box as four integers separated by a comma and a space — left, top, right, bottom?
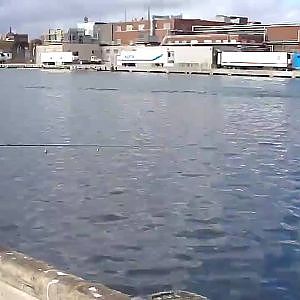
0, 246, 130, 300
0, 247, 207, 300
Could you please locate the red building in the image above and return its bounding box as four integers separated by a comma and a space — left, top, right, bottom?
112, 16, 226, 45
266, 25, 300, 52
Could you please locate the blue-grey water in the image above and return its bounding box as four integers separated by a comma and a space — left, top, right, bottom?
0, 70, 300, 300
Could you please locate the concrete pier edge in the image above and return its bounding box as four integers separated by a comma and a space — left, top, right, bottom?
1, 63, 300, 79
0, 246, 130, 300
0, 247, 208, 300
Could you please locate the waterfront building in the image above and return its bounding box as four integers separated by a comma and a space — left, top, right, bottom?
35, 43, 101, 65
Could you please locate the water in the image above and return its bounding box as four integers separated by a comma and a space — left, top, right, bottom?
0, 70, 300, 300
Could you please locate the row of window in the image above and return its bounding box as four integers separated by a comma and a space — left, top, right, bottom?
166, 39, 239, 44
105, 49, 120, 54
116, 23, 171, 32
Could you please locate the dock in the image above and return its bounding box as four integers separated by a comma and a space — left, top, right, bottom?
1, 63, 300, 79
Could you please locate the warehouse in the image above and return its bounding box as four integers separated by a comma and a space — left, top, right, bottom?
35, 43, 101, 65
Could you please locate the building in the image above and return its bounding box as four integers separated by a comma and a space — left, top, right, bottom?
66, 28, 90, 44
93, 23, 114, 45
162, 33, 264, 46
112, 15, 226, 45
29, 39, 42, 62
35, 43, 101, 65
77, 17, 96, 36
42, 29, 64, 44
0, 29, 29, 62
216, 15, 249, 25
266, 25, 300, 52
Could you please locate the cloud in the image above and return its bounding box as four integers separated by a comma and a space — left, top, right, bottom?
0, 0, 299, 37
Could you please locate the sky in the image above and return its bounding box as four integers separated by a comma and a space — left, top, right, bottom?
0, 0, 300, 37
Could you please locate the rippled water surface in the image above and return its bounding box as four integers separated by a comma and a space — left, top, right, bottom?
0, 70, 300, 300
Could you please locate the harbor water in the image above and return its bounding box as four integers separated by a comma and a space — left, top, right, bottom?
0, 70, 300, 300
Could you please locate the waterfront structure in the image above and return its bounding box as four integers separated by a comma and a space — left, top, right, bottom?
162, 22, 300, 52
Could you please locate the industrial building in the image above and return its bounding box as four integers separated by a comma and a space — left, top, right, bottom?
35, 43, 101, 65
112, 15, 227, 45
266, 25, 300, 52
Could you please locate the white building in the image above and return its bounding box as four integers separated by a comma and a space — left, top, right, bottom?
77, 18, 95, 37
35, 43, 101, 65
41, 52, 73, 65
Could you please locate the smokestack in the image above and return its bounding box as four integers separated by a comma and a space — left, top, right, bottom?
148, 6, 154, 37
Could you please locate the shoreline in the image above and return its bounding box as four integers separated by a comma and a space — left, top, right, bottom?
1, 63, 300, 79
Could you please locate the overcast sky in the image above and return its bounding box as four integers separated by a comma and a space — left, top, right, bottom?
0, 0, 300, 37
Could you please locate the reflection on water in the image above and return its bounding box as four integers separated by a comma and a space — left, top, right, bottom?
0, 70, 300, 300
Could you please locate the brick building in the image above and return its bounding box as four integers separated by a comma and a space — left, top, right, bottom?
162, 33, 263, 45
112, 16, 226, 45
266, 25, 300, 52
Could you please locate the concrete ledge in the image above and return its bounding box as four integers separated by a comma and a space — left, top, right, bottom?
0, 247, 130, 300
1, 64, 300, 79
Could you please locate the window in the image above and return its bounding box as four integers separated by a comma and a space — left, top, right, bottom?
114, 49, 119, 54
191, 40, 198, 44
231, 39, 237, 43
106, 49, 110, 53
204, 39, 212, 43
216, 40, 222, 43
126, 24, 133, 31
163, 23, 171, 30
72, 51, 79, 56
116, 26, 122, 32
116, 39, 121, 45
91, 50, 95, 54
138, 24, 145, 31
